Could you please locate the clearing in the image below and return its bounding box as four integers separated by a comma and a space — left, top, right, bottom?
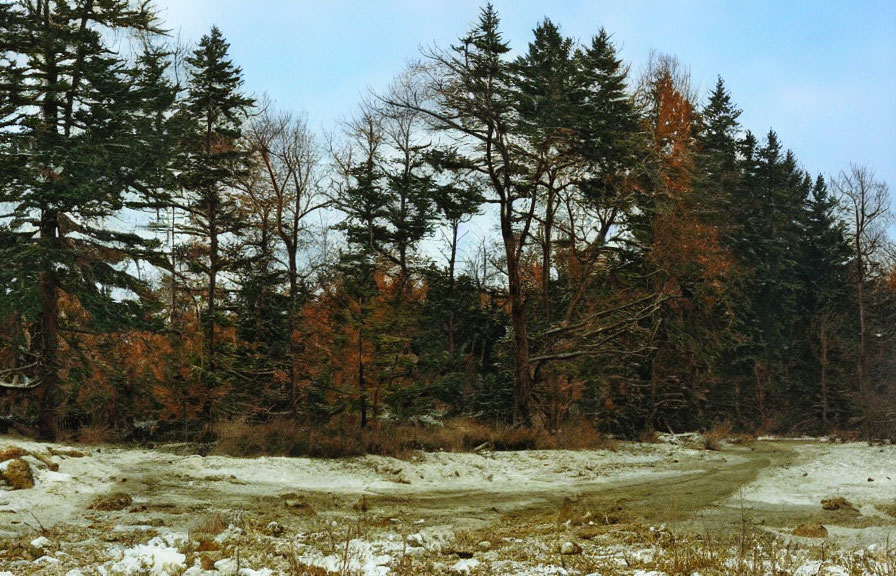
0, 434, 894, 575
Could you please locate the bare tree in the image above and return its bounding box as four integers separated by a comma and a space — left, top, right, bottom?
834, 163, 892, 437
245, 102, 329, 416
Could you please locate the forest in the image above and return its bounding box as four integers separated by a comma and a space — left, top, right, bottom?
0, 1, 894, 447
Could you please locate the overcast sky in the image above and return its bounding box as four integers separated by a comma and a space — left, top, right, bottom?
153, 0, 896, 197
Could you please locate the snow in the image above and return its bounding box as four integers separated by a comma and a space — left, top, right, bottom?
1, 435, 895, 574
450, 557, 481, 573
294, 538, 395, 576
792, 561, 851, 576
103, 535, 187, 575
735, 441, 896, 509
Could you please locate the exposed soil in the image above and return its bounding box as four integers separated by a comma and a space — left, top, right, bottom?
0, 436, 894, 575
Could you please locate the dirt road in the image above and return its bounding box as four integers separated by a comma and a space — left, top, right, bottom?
1, 436, 894, 575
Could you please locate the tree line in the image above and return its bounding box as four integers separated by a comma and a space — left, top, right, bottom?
1, 2, 893, 443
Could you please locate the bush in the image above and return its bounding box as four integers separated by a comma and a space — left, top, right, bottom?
702, 421, 732, 451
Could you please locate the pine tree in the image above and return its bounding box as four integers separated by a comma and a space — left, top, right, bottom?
0, 0, 175, 439
175, 26, 254, 402
512, 19, 576, 324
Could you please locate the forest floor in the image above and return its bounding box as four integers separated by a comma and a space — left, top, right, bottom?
0, 434, 894, 575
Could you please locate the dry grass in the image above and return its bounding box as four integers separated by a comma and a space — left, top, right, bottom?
77, 424, 116, 445
0, 458, 34, 489
703, 421, 733, 451
0, 446, 28, 463
793, 523, 828, 538
191, 512, 228, 536
821, 497, 857, 512
88, 492, 132, 511
211, 417, 617, 459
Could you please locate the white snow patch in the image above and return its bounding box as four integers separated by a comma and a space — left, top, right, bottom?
294, 538, 393, 576
793, 561, 851, 576
103, 535, 187, 575
735, 441, 896, 508
37, 469, 72, 483
450, 557, 481, 573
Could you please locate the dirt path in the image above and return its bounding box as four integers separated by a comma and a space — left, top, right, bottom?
2, 437, 895, 575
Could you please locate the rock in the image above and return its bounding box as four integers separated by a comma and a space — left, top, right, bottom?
47, 446, 89, 458
1, 458, 34, 489
29, 536, 51, 556
477, 540, 492, 551
560, 541, 582, 555
31, 452, 59, 471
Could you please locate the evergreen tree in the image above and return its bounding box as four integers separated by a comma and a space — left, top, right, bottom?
794, 175, 852, 430
0, 0, 174, 439
512, 19, 576, 324
174, 26, 254, 403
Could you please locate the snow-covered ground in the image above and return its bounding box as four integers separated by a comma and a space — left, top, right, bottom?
0, 435, 894, 575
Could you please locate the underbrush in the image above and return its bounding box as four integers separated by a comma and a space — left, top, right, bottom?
210, 417, 616, 458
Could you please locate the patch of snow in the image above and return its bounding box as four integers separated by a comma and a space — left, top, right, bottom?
37, 469, 72, 483
450, 557, 481, 573
514, 565, 570, 576
735, 442, 896, 510
104, 535, 186, 575
294, 538, 393, 576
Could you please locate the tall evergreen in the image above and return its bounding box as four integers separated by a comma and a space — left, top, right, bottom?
0, 0, 175, 439
175, 26, 255, 399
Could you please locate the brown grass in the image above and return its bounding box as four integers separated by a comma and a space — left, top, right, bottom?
0, 446, 28, 463
77, 425, 116, 445
703, 422, 733, 451
191, 512, 228, 536
211, 417, 617, 459
821, 497, 857, 511
1, 458, 34, 489
89, 492, 132, 511
793, 523, 828, 538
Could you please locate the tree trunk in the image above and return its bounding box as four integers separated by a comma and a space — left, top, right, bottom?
358, 295, 367, 429
287, 249, 300, 418
447, 220, 459, 356
504, 233, 531, 427
820, 323, 830, 433
37, 215, 60, 441
856, 259, 869, 439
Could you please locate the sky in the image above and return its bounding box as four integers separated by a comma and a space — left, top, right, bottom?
153, 0, 896, 203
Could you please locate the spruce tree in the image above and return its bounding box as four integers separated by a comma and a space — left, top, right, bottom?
175, 26, 254, 401
0, 0, 175, 439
